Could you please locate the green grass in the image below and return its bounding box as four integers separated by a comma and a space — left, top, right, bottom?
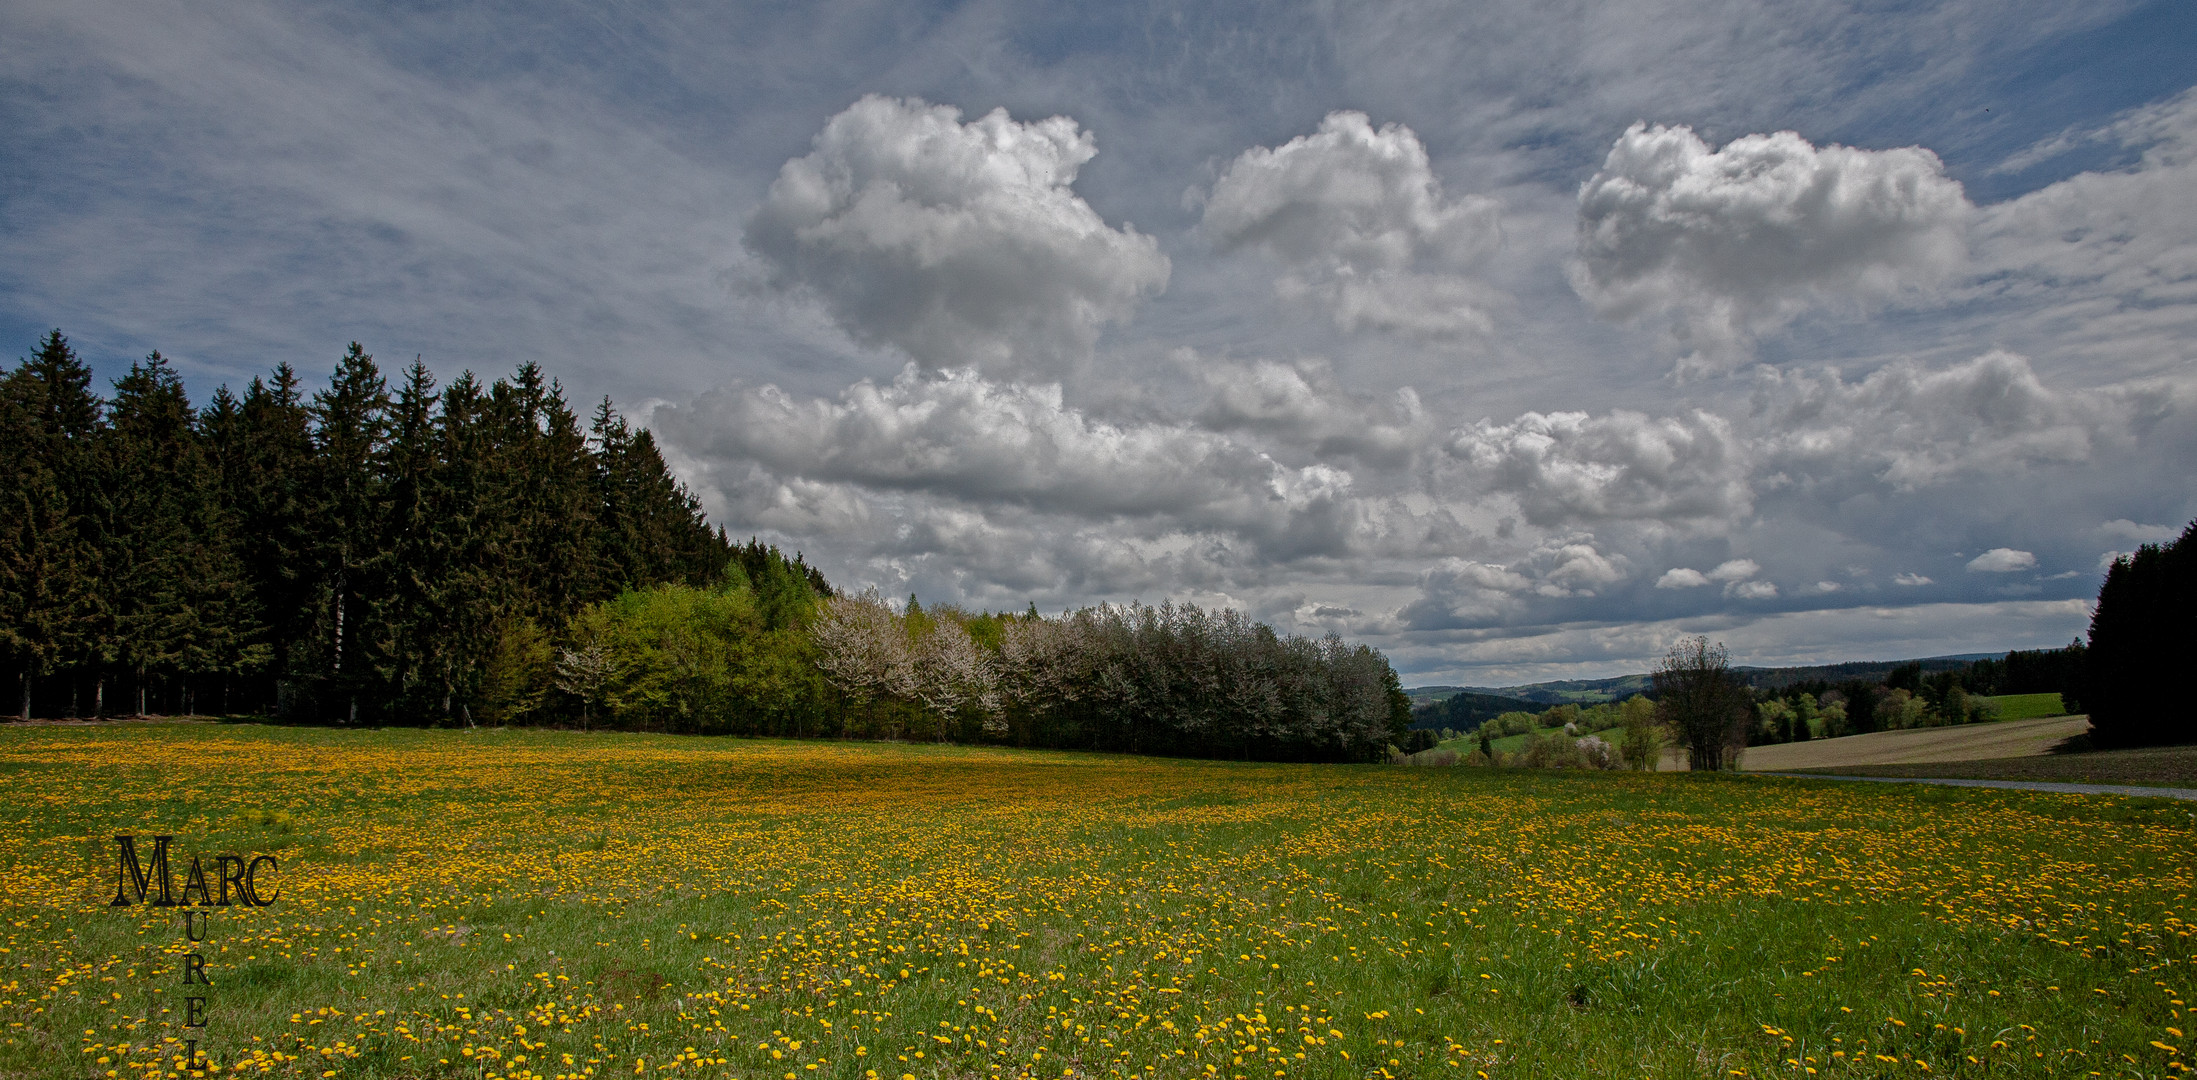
3, 722, 2193, 1079
1978, 692, 2072, 720
1440, 723, 1620, 755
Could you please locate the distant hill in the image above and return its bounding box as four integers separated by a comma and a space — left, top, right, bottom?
1410, 653, 2008, 711
1407, 689, 1544, 731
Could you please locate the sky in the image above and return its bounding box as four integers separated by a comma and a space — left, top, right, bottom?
4, 0, 2194, 686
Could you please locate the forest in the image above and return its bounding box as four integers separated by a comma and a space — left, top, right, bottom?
0, 332, 1409, 761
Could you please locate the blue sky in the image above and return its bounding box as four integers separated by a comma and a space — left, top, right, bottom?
5, 0, 2193, 684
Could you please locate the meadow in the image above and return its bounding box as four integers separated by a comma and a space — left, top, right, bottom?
1976, 695, 2073, 722
2, 724, 2192, 1080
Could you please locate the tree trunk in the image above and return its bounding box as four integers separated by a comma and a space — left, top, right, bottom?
137, 667, 147, 717
94, 678, 104, 718
19, 673, 28, 722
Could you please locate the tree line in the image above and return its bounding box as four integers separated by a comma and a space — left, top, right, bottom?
0, 331, 1415, 762
810, 594, 1411, 762
0, 331, 748, 723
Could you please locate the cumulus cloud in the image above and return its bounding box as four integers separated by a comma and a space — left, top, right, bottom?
2102, 519, 2179, 542
1728, 580, 1779, 600
1966, 548, 2037, 573
1444, 407, 1750, 526
1195, 357, 1431, 466
744, 95, 1169, 377
1894, 572, 1934, 586
650, 365, 1377, 570
1655, 567, 1711, 589
1203, 112, 1504, 338
1748, 350, 2163, 493
1656, 558, 1758, 589
1573, 122, 1972, 371
1705, 558, 1759, 582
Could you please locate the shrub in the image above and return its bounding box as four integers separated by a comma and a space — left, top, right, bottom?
1519, 731, 1583, 769
1575, 735, 1616, 770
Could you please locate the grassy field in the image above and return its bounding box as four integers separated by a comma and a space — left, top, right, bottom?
4, 724, 2195, 1080
1438, 724, 1582, 756
1977, 694, 2072, 721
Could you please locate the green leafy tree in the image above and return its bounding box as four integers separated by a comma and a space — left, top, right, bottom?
1617, 694, 1661, 770
1653, 636, 1751, 771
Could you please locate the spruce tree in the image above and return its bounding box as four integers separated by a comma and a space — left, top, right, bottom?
232, 365, 319, 700
308, 344, 390, 723
2084, 521, 2197, 747
0, 335, 101, 718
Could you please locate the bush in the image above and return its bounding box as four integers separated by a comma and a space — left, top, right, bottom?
1575, 734, 1616, 770
1519, 731, 1583, 769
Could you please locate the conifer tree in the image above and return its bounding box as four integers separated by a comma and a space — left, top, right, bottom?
0, 333, 102, 718
2084, 521, 2197, 748
308, 344, 390, 722
231, 365, 320, 693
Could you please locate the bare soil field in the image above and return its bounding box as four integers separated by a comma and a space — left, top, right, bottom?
1652, 714, 2090, 771
1737, 715, 2090, 770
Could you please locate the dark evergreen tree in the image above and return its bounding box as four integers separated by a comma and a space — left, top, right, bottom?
592, 398, 728, 592
230, 365, 320, 702
2083, 522, 2197, 748
308, 344, 391, 723
490, 364, 599, 620
0, 333, 102, 718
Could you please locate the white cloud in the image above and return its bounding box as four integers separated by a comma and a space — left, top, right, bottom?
1655, 567, 1710, 589
1572, 123, 1972, 371
1194, 357, 1431, 466
1705, 558, 1759, 582
2101, 519, 2179, 543
1966, 547, 2037, 573
1444, 407, 1750, 526
1728, 580, 1779, 600
1521, 536, 1630, 597
1893, 572, 1933, 586
1750, 350, 2151, 491
744, 95, 1169, 377
1203, 112, 1504, 338
1964, 88, 2197, 382
649, 364, 1384, 581
1659, 558, 1760, 591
